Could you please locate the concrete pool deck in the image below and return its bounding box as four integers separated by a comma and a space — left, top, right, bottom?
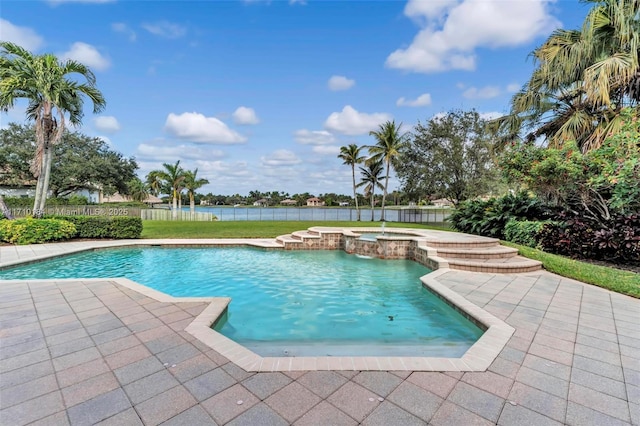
1, 239, 639, 425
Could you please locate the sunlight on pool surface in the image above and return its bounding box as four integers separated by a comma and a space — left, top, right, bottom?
0, 247, 483, 356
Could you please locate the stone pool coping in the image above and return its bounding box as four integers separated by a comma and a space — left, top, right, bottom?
0, 237, 514, 372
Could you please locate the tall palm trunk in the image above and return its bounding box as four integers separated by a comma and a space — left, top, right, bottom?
0, 194, 13, 219
32, 149, 46, 216
33, 111, 57, 217
189, 193, 195, 214
37, 148, 54, 214
172, 189, 178, 219
370, 188, 375, 221
380, 159, 390, 221
351, 164, 360, 221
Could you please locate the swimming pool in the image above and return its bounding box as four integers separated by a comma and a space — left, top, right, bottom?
0, 247, 483, 357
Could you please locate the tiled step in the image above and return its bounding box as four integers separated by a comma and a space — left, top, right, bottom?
275, 234, 301, 246
425, 239, 500, 249
436, 246, 519, 259
291, 230, 321, 240
443, 256, 542, 273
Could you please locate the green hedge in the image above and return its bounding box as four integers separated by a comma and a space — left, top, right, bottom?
0, 218, 76, 245
504, 219, 551, 247
449, 192, 549, 239
46, 215, 142, 239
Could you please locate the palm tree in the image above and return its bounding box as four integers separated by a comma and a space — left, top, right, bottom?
148, 161, 185, 219
357, 159, 384, 221
490, 0, 639, 152
183, 168, 209, 214
338, 144, 365, 221
368, 120, 408, 221
0, 42, 106, 215
145, 171, 164, 196
127, 178, 148, 203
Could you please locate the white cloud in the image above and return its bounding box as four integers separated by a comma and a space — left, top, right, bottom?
142, 21, 187, 39
324, 105, 391, 136
294, 129, 336, 145
59, 42, 110, 71
0, 19, 44, 51
396, 93, 432, 107
93, 116, 120, 133
404, 0, 458, 20
136, 143, 224, 162
164, 112, 247, 144
194, 160, 251, 178
479, 111, 504, 120
462, 85, 501, 99
328, 75, 355, 91
506, 83, 521, 93
312, 145, 340, 155
386, 0, 561, 73
261, 149, 302, 167
97, 135, 112, 146
111, 22, 136, 41
232, 106, 260, 125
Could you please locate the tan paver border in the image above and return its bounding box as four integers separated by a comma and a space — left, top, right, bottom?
0, 237, 514, 372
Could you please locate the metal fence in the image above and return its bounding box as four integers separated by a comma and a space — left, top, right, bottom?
140, 209, 216, 221
185, 206, 452, 223
397, 208, 452, 224
7, 205, 452, 224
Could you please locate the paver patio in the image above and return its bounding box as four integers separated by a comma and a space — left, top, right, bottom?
0, 241, 638, 425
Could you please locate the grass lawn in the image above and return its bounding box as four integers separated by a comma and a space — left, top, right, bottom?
502, 241, 640, 298
141, 220, 450, 239
141, 220, 638, 298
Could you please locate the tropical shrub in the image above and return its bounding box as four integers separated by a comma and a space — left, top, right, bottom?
48, 215, 142, 239
66, 195, 89, 205
504, 219, 551, 248
0, 218, 76, 245
499, 108, 640, 224
538, 213, 640, 264
449, 192, 549, 239
3, 196, 89, 208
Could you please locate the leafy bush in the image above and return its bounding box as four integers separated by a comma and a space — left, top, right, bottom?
538, 213, 640, 264
48, 215, 142, 239
593, 214, 640, 263
449, 192, 549, 239
0, 218, 76, 245
66, 195, 89, 205
109, 217, 143, 239
504, 219, 551, 247
500, 108, 640, 222
3, 196, 90, 208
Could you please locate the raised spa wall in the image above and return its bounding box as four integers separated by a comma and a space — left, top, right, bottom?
279, 228, 441, 271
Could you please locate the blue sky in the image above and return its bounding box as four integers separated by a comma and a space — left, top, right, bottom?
1, 0, 588, 196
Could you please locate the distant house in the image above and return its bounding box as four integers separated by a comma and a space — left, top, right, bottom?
431, 198, 454, 207
338, 201, 350, 207
306, 197, 325, 207
253, 198, 269, 207
281, 199, 297, 206
102, 193, 163, 204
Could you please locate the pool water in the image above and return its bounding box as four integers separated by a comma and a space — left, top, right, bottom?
0, 247, 483, 356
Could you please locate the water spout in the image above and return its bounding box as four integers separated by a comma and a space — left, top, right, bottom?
381, 221, 386, 236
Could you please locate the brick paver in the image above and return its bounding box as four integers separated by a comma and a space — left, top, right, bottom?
1, 240, 638, 425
